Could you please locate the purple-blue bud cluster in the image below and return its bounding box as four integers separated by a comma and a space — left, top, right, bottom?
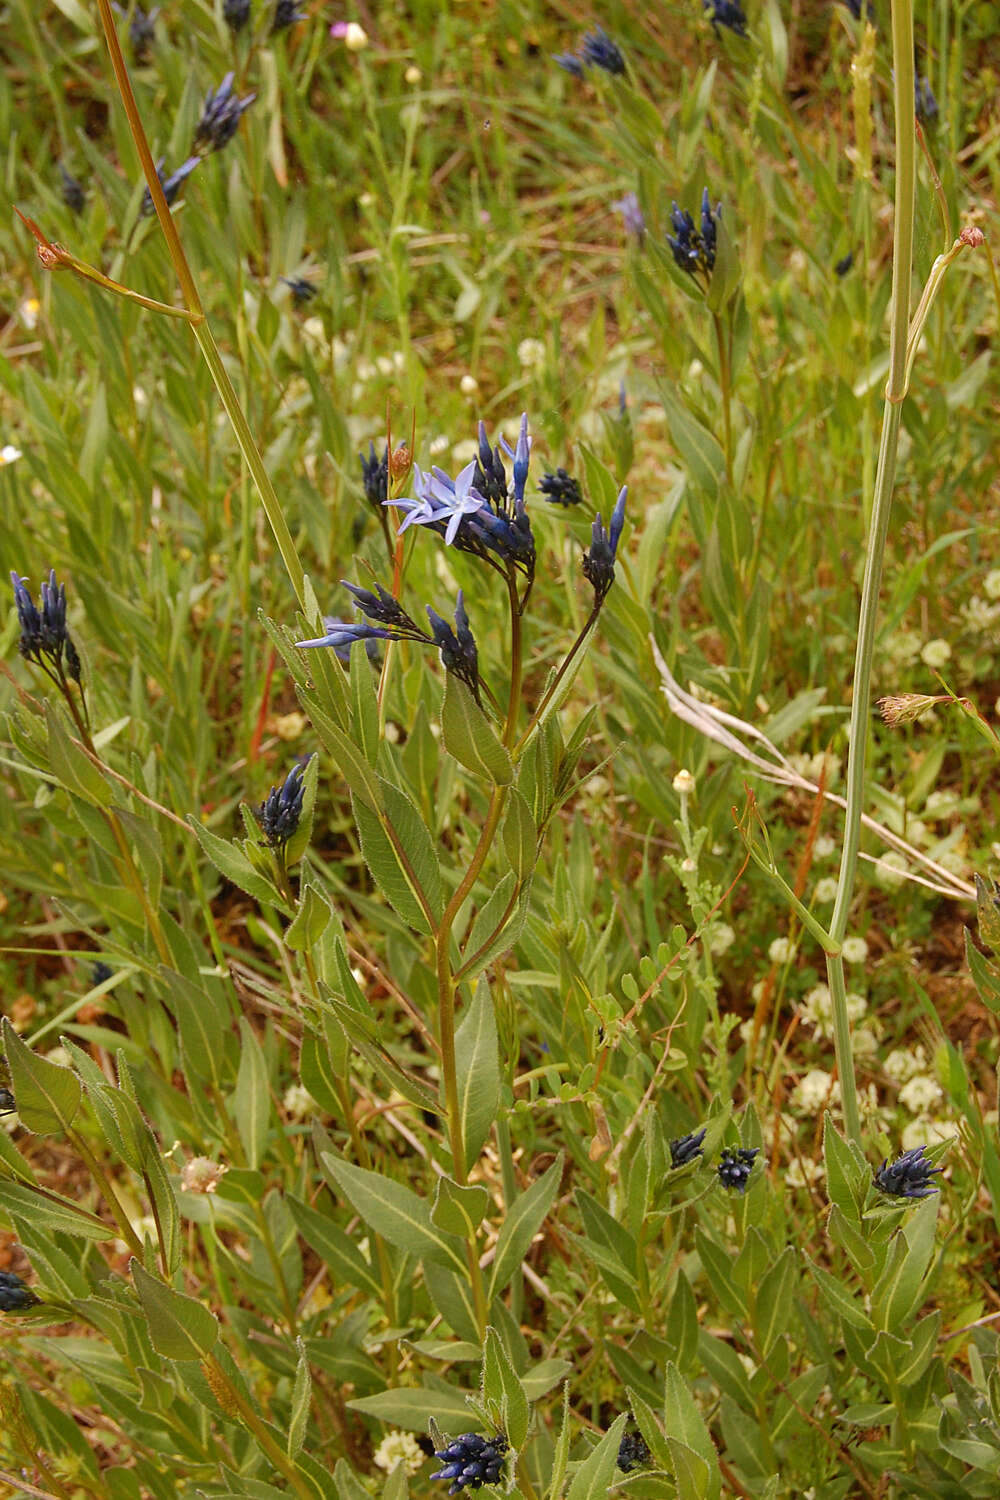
667, 188, 722, 281
582, 487, 627, 603
430, 1433, 508, 1494
271, 0, 305, 32
360, 443, 389, 511
669, 1127, 707, 1169
703, 0, 748, 38
10, 569, 81, 682
539, 469, 583, 508
194, 74, 257, 155
223, 0, 251, 31
717, 1145, 759, 1193
617, 1430, 651, 1473
874, 1146, 941, 1200
141, 156, 200, 216
554, 27, 626, 78
256, 761, 308, 850
281, 276, 318, 304
0, 1272, 39, 1312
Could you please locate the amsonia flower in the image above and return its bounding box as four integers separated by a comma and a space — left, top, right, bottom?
668, 188, 722, 281
717, 1145, 759, 1193
703, 0, 748, 37
0, 1272, 39, 1312
10, 569, 81, 682
141, 157, 200, 216
670, 1127, 707, 1168
194, 74, 257, 155
582, 486, 627, 603
430, 1432, 508, 1494
874, 1146, 941, 1200
256, 761, 309, 849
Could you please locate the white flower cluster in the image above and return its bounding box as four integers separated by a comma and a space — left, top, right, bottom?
790, 1069, 840, 1113
373, 1431, 425, 1476
799, 983, 867, 1038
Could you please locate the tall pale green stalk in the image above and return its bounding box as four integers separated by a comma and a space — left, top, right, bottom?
825, 0, 916, 1145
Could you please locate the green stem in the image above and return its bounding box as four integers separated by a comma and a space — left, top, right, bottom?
825, 0, 915, 1147
68, 1128, 144, 1258
202, 1355, 317, 1500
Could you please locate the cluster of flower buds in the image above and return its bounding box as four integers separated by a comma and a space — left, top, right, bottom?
669, 1127, 707, 1169
282, 276, 317, 304
360, 442, 389, 511
300, 587, 483, 703
0, 1272, 39, 1312
223, 0, 251, 32
430, 1433, 508, 1494
667, 188, 722, 283
616, 1431, 651, 1473
255, 761, 308, 850
582, 488, 627, 605
703, 0, 748, 38
272, 0, 305, 32
554, 27, 626, 78
874, 1146, 941, 1200
193, 74, 257, 156
60, 164, 85, 214
140, 156, 200, 217
538, 468, 583, 508
716, 1145, 760, 1193
10, 569, 82, 684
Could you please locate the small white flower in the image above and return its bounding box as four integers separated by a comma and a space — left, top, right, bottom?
750, 980, 766, 1004
344, 21, 369, 50
884, 1045, 928, 1084
768, 937, 792, 964
428, 434, 450, 455
790, 1069, 840, 1113
901, 1119, 953, 1152
814, 835, 835, 859
282, 1084, 314, 1119
887, 630, 921, 665
898, 1075, 943, 1113
814, 877, 838, 903
459, 374, 479, 395
19, 298, 40, 330
841, 936, 868, 964
786, 1157, 824, 1189
451, 438, 478, 465
801, 984, 833, 1032
874, 850, 907, 889
672, 768, 695, 795
984, 570, 1000, 600
405, 64, 422, 84
961, 595, 1000, 632
688, 359, 704, 379
845, 991, 868, 1023
709, 923, 735, 957
851, 1027, 879, 1059
373, 1431, 424, 1476
680, 856, 697, 873
0, 445, 22, 467
920, 637, 952, 670
517, 337, 545, 369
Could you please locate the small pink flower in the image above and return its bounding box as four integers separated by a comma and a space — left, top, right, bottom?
329, 20, 348, 37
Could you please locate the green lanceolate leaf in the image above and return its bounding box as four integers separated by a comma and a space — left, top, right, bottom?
347, 1384, 474, 1432
188, 816, 282, 908
287, 1194, 384, 1301
353, 780, 442, 933
233, 1018, 270, 1170
487, 1155, 562, 1302
567, 1413, 628, 1500
664, 1362, 720, 1500
431, 1177, 490, 1240
321, 1156, 466, 1272
0, 1178, 113, 1239
287, 1338, 312, 1459
501, 787, 536, 881
454, 980, 500, 1171
3, 1019, 82, 1135
441, 674, 513, 786
871, 1195, 939, 1333
482, 1326, 530, 1450
44, 699, 113, 806
131, 1260, 218, 1361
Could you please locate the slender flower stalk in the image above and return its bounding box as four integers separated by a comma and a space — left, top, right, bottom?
825, 0, 916, 1146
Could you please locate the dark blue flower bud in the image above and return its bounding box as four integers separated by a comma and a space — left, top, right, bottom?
127, 5, 158, 62
874, 1146, 941, 1200
582, 487, 627, 603
430, 1433, 508, 1494
60, 165, 85, 214
141, 157, 200, 216
341, 580, 415, 630
271, 0, 305, 32
194, 74, 257, 155
539, 469, 583, 507
255, 760, 308, 849
282, 276, 317, 303
223, 0, 251, 31
0, 1089, 15, 1116
91, 961, 114, 987
427, 591, 479, 696
579, 27, 626, 75
0, 1272, 39, 1312
668, 190, 722, 281
360, 442, 389, 510
717, 1145, 759, 1193
617, 1430, 651, 1473
669, 1127, 707, 1168
702, 0, 748, 38
10, 569, 81, 679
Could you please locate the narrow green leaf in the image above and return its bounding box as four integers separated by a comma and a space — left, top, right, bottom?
664, 1362, 719, 1494
233, 1018, 270, 1170
351, 640, 381, 768
441, 675, 513, 785
0, 1178, 113, 1239
483, 1326, 530, 1450
753, 1247, 797, 1357
347, 1384, 474, 1431
3, 1019, 81, 1135
287, 1194, 384, 1300
487, 1155, 562, 1301
822, 1115, 867, 1224
188, 816, 281, 907
567, 1413, 628, 1500
354, 780, 442, 933
321, 1156, 466, 1273
285, 880, 333, 952
44, 700, 113, 806
423, 1262, 481, 1344
659, 385, 725, 502
288, 1338, 312, 1458
501, 788, 536, 880
546, 1384, 572, 1500
131, 1260, 218, 1361
804, 1254, 875, 1331
872, 1196, 938, 1332
454, 980, 500, 1170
